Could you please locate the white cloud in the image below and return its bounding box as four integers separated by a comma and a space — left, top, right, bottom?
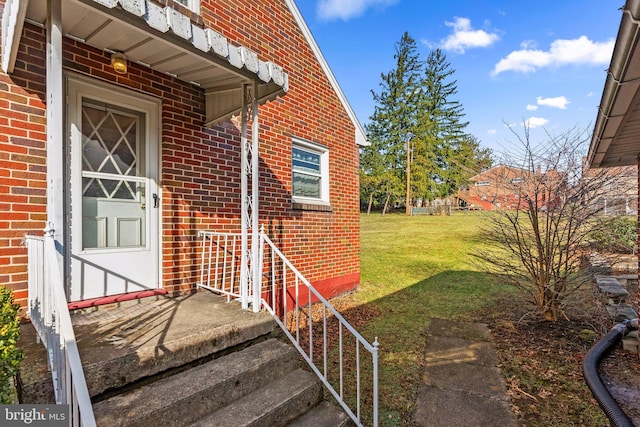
536, 96, 570, 109
526, 104, 538, 111
524, 116, 549, 128
487, 129, 497, 135
316, 0, 398, 21
519, 40, 538, 50
586, 91, 594, 97
492, 35, 614, 75
440, 17, 500, 53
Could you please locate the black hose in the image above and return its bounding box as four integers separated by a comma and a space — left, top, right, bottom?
583, 318, 638, 427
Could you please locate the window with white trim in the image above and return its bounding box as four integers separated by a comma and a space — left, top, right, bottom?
292, 138, 329, 206
174, 0, 200, 14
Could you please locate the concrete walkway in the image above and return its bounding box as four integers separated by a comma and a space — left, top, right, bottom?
414, 319, 518, 427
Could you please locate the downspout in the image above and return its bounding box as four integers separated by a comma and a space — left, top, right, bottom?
583, 318, 638, 427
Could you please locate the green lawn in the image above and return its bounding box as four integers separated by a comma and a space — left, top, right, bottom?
354, 212, 507, 425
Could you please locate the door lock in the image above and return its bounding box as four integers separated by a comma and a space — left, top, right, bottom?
153, 193, 159, 208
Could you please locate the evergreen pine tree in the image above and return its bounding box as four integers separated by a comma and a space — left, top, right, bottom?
419, 48, 470, 198
361, 36, 494, 212
362, 32, 424, 209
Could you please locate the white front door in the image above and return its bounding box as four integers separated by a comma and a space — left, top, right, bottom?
67, 76, 160, 301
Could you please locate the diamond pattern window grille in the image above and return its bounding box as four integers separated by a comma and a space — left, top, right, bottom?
81, 103, 140, 200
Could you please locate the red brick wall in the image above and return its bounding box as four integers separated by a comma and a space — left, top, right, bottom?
0, 0, 360, 306
0, 21, 48, 306
200, 0, 361, 286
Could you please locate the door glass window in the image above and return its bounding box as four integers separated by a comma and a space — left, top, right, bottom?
81, 100, 147, 249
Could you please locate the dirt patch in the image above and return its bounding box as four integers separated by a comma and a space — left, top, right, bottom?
474, 273, 640, 426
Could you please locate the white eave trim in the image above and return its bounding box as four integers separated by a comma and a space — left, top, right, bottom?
90, 0, 288, 92
285, 0, 369, 146
589, 0, 640, 168
1, 0, 29, 73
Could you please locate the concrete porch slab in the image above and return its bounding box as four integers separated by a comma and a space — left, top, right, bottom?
18, 291, 276, 402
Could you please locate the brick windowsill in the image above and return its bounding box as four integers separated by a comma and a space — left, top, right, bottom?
292, 202, 332, 212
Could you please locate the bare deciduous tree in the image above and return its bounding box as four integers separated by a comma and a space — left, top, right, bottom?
474, 126, 636, 321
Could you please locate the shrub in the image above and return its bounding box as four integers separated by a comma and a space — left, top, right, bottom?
0, 286, 23, 403
588, 216, 637, 255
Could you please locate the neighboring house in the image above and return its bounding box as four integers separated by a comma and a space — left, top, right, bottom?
582, 163, 638, 215
0, 0, 367, 309
456, 164, 561, 211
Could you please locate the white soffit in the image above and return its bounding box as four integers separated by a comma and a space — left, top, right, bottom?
1, 0, 289, 126
589, 0, 640, 168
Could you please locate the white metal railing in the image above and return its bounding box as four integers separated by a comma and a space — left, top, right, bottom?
25, 235, 96, 427
196, 231, 243, 301
259, 231, 379, 427
196, 229, 379, 425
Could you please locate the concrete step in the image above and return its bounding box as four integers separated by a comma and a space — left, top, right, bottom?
613, 274, 638, 287
596, 276, 623, 286
596, 276, 629, 305
78, 293, 276, 397
18, 293, 345, 426
18, 293, 276, 402
93, 338, 298, 427
288, 401, 354, 427
190, 368, 323, 427
605, 305, 638, 322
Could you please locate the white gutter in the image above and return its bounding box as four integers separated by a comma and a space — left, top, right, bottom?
589, 0, 640, 167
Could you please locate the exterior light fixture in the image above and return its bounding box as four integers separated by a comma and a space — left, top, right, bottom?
111, 52, 127, 74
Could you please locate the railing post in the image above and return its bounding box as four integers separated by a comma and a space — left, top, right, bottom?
255, 226, 265, 312
240, 84, 250, 310
373, 337, 379, 427
250, 80, 260, 313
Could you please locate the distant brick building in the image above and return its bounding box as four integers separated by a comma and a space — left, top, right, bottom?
456, 164, 561, 211
0, 0, 366, 307
582, 164, 638, 216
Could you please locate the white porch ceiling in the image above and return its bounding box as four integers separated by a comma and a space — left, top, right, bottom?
3, 0, 288, 126
589, 0, 640, 168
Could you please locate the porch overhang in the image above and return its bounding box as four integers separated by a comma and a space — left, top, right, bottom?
589, 0, 640, 168
1, 0, 288, 127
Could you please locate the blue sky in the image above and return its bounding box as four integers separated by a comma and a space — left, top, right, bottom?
295, 0, 621, 156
